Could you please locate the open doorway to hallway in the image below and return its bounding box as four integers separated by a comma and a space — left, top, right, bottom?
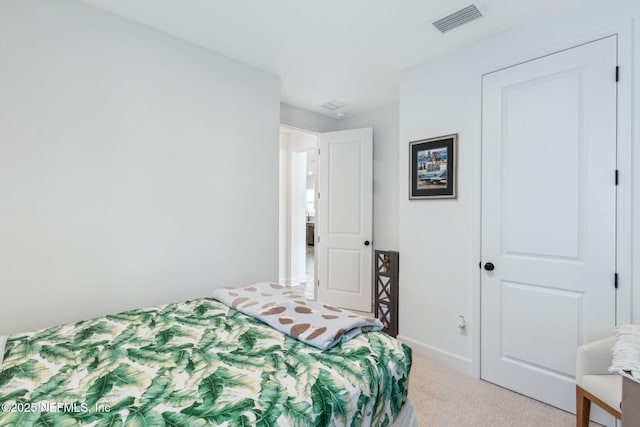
278, 126, 318, 299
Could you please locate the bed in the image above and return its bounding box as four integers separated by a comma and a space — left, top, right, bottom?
0, 287, 414, 426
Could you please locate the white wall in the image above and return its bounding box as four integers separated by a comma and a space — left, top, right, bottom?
337, 104, 399, 251
0, 0, 280, 336
280, 103, 339, 133
398, 0, 640, 374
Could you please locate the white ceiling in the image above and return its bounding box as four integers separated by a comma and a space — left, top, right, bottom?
80, 0, 574, 117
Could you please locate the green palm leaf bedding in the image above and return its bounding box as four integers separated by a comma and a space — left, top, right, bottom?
0, 298, 412, 426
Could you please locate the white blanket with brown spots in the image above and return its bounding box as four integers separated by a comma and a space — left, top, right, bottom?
213, 282, 383, 350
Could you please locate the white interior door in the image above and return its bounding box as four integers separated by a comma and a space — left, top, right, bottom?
317, 128, 373, 312
481, 36, 617, 415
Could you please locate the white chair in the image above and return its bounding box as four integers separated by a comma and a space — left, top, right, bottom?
575, 335, 621, 426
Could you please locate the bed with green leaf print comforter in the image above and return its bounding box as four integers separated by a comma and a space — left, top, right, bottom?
0, 297, 411, 426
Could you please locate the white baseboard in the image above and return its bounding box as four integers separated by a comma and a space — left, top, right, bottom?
397, 334, 474, 377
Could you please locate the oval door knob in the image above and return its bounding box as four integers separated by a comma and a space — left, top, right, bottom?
484, 262, 495, 271
364, 240, 370, 246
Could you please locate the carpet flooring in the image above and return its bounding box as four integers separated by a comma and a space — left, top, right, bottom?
407, 353, 601, 427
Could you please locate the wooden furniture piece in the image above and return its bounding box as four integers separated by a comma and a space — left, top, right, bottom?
576, 385, 621, 426
622, 375, 640, 427
306, 223, 315, 246
374, 250, 399, 338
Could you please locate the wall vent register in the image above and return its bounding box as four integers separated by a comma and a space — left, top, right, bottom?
432, 4, 483, 34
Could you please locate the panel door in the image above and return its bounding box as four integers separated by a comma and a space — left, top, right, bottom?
481, 36, 617, 415
317, 128, 373, 312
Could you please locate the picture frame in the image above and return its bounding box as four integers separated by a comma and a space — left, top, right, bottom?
409, 133, 457, 199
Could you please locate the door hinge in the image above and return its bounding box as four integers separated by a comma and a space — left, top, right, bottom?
615, 273, 618, 289
615, 170, 619, 185
318, 192, 320, 199
616, 66, 619, 82
318, 148, 320, 155
317, 280, 320, 287
317, 236, 320, 243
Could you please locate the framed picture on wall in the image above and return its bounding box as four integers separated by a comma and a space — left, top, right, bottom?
409, 133, 458, 199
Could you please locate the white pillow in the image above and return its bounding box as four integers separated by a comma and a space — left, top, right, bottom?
610, 324, 640, 380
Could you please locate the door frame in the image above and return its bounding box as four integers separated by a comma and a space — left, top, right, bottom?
471, 22, 633, 378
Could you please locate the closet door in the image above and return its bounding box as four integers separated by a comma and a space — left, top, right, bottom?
481, 36, 617, 416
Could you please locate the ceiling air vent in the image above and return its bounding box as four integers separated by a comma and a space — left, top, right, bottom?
320, 100, 346, 111
321, 100, 347, 118
432, 4, 483, 34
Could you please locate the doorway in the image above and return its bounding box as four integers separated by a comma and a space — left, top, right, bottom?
279, 126, 374, 311
279, 126, 318, 298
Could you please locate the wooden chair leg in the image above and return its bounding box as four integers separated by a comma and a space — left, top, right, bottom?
576, 386, 591, 427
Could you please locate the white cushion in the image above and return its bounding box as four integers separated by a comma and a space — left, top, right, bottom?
581, 374, 622, 411
576, 335, 617, 382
